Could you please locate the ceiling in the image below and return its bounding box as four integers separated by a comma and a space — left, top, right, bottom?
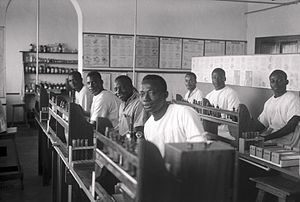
214, 0, 300, 14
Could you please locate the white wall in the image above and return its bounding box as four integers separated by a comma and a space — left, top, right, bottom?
77, 0, 247, 98
5, 0, 248, 120
246, 3, 300, 54
5, 0, 77, 121
78, 0, 247, 40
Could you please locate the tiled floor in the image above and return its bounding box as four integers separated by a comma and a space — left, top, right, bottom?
0, 127, 52, 202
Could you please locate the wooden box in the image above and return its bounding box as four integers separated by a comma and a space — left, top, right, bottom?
164, 141, 235, 202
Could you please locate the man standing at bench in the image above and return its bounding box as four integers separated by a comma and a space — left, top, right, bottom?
68, 71, 93, 113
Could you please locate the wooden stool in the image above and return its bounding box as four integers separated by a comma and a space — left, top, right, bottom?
11, 103, 28, 127
250, 176, 300, 202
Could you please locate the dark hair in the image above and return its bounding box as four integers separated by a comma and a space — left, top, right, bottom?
115, 75, 133, 89
270, 69, 287, 80
212, 68, 226, 77
87, 71, 102, 82
185, 72, 197, 80
142, 74, 167, 92
69, 71, 82, 81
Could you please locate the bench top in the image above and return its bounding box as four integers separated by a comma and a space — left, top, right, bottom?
250, 176, 300, 196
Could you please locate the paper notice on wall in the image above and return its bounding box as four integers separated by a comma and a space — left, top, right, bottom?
110, 35, 134, 68
192, 54, 300, 91
182, 39, 204, 69
83, 33, 109, 67
159, 37, 182, 69
135, 36, 159, 68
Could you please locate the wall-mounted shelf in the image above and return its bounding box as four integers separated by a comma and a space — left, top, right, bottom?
83, 67, 190, 73
20, 51, 78, 54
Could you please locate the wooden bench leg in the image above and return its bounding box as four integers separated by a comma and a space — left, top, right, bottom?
256, 189, 266, 202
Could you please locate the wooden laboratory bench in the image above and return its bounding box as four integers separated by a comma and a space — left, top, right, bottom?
237, 152, 300, 202
35, 117, 97, 202
239, 152, 300, 181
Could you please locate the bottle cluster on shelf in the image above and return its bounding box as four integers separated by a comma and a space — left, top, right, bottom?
41, 82, 66, 91
25, 83, 36, 93
25, 82, 66, 93
104, 128, 140, 156
24, 55, 78, 64
29, 43, 77, 53
24, 64, 76, 74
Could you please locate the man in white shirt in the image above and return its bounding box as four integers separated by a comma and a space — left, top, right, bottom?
86, 71, 120, 127
184, 72, 203, 103
140, 74, 207, 156
205, 68, 240, 140
206, 68, 240, 110
255, 70, 300, 147
68, 71, 92, 113
114, 75, 148, 136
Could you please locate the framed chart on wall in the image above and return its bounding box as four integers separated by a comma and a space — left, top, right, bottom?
225, 41, 246, 55
182, 39, 204, 69
135, 35, 159, 68
83, 33, 109, 68
110, 35, 134, 68
159, 37, 182, 69
204, 40, 226, 56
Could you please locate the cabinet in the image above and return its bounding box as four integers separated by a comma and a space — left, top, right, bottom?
21, 50, 78, 116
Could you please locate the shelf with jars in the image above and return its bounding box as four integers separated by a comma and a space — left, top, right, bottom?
21, 43, 77, 114
24, 64, 76, 75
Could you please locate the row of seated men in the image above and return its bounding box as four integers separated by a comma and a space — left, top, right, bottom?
67, 68, 300, 157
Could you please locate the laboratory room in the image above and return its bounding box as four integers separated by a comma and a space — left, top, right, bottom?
1, 0, 300, 201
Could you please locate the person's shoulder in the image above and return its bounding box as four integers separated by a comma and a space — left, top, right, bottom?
284, 92, 300, 103
206, 89, 215, 97
195, 87, 203, 94
144, 115, 154, 125
171, 103, 194, 113
81, 86, 91, 94
102, 90, 116, 97
285, 91, 299, 99
224, 86, 235, 92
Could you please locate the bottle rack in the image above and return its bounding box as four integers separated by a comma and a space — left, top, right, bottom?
47, 93, 94, 158
93, 128, 177, 202
172, 99, 252, 148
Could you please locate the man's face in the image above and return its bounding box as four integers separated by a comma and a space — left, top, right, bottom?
212, 71, 225, 90
185, 75, 196, 91
86, 76, 101, 95
269, 73, 287, 97
140, 82, 166, 114
114, 80, 131, 102
68, 75, 80, 90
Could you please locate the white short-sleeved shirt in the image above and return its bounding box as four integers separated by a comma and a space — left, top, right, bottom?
75, 86, 93, 112
144, 104, 207, 156
184, 87, 204, 103
90, 90, 121, 127
206, 86, 240, 140
259, 92, 300, 145
118, 91, 148, 136
205, 86, 240, 110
